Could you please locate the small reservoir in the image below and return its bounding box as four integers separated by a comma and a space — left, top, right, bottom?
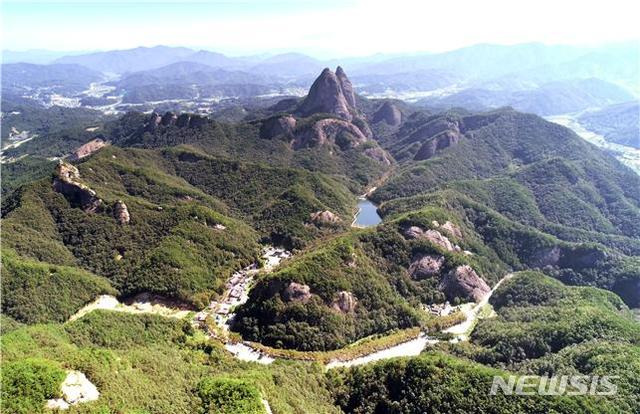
352, 198, 382, 227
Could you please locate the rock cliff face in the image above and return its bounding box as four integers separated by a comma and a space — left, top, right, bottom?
404, 226, 455, 251
284, 67, 392, 166
530, 246, 562, 268
309, 210, 341, 226
297, 67, 355, 121
409, 254, 445, 279
260, 115, 297, 139
331, 290, 357, 313
283, 282, 312, 303
144, 111, 208, 132
293, 118, 368, 150
114, 200, 130, 224
336, 66, 356, 109
373, 102, 402, 126
52, 161, 102, 212
439, 265, 490, 303
69, 138, 107, 161
161, 111, 178, 126
439, 220, 462, 239
410, 119, 464, 161
529, 245, 606, 269
414, 129, 462, 161
176, 113, 208, 128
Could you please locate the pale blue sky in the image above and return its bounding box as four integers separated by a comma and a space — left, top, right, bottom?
2, 0, 639, 57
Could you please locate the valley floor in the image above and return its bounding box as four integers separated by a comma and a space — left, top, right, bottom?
547, 113, 640, 175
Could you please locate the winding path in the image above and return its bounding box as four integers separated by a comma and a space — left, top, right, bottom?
69, 250, 513, 369
325, 272, 514, 369
443, 272, 513, 341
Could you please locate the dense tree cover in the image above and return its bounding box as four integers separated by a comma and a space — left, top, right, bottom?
442, 177, 640, 256
379, 188, 640, 306
164, 147, 356, 247
1, 315, 25, 334
233, 234, 424, 351
1, 313, 340, 414
436, 272, 640, 412
65, 311, 193, 349
1, 358, 66, 414
1, 148, 263, 307
1, 156, 56, 196
518, 341, 640, 413
108, 111, 388, 189
0, 142, 368, 308
372, 109, 640, 239
197, 377, 265, 414
330, 351, 616, 414
2, 101, 639, 413
471, 272, 639, 363
1, 249, 116, 324
0, 101, 108, 158
232, 214, 503, 351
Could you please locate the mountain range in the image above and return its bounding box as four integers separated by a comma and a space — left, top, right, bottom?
2, 51, 640, 414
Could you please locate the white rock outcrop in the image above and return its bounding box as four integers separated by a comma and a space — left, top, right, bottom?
45, 371, 99, 410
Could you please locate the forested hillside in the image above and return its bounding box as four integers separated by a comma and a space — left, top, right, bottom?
2, 65, 639, 413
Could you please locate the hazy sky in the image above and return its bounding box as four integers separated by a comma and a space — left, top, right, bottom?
2, 0, 639, 57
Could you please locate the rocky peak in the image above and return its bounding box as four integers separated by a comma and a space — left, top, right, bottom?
145, 111, 207, 132
335, 66, 356, 109
161, 111, 178, 126
434, 220, 463, 239
373, 102, 402, 126
56, 161, 81, 181
297, 67, 355, 121
293, 118, 367, 150
412, 119, 464, 161
404, 226, 454, 251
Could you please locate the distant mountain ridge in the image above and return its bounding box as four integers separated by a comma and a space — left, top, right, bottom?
42, 42, 638, 95
418, 78, 635, 115
2, 62, 103, 95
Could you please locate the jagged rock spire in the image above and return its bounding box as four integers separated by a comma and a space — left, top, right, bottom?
297, 67, 356, 120
336, 66, 356, 109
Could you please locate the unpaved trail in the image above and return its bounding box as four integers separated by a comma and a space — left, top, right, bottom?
444, 273, 513, 341
69, 241, 514, 371
325, 333, 439, 369
68, 294, 192, 322
325, 273, 514, 369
